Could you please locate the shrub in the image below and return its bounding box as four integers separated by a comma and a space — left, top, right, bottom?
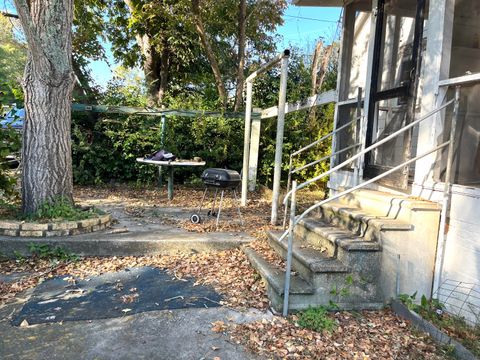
296, 306, 337, 333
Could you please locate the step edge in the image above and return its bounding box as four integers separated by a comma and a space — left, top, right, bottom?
243, 247, 314, 296
320, 203, 413, 231
297, 219, 382, 251
267, 230, 351, 273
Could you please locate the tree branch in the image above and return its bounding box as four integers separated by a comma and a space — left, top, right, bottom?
1, 11, 19, 18
191, 0, 227, 109
234, 0, 247, 112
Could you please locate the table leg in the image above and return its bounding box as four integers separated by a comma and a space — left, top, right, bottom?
158, 166, 163, 187
167, 167, 174, 200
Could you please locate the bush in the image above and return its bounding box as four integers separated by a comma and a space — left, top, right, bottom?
71, 49, 337, 189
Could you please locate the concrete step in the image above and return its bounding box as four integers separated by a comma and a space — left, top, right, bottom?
319, 201, 412, 241
243, 247, 315, 312
267, 230, 350, 286
244, 246, 383, 312
338, 188, 441, 223
294, 218, 381, 282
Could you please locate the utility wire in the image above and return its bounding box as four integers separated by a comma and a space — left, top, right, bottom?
284, 14, 339, 23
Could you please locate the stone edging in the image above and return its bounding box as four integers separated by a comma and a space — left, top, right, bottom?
391, 300, 478, 360
0, 214, 112, 237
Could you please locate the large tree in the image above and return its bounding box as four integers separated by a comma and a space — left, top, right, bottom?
14, 0, 75, 214
106, 0, 286, 108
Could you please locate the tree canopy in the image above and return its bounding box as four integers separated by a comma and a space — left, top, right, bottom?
0, 14, 26, 103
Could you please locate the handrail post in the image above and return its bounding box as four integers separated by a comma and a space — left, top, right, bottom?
433, 86, 460, 295
271, 53, 290, 225
283, 180, 297, 317
353, 87, 362, 186
241, 81, 253, 206
283, 155, 293, 230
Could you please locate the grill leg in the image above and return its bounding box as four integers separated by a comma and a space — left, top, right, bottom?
215, 190, 224, 230
197, 187, 209, 213
210, 188, 219, 216
233, 189, 244, 226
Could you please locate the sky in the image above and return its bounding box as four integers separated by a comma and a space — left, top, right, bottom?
88, 3, 342, 89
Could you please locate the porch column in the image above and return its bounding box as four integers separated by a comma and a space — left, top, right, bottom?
413, 0, 455, 187
360, 0, 380, 178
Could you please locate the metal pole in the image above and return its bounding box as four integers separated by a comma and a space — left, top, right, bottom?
271, 53, 290, 225
241, 81, 253, 206
433, 86, 460, 295
283, 180, 296, 317
353, 87, 362, 185
215, 190, 225, 230
282, 155, 293, 230
158, 112, 166, 187
245, 51, 286, 83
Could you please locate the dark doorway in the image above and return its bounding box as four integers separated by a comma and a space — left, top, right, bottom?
365, 0, 426, 190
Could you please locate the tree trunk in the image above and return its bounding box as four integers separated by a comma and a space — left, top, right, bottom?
14, 0, 75, 214
158, 41, 169, 105
124, 0, 163, 106
233, 0, 247, 112
192, 0, 227, 109
316, 44, 333, 92
308, 39, 323, 125
137, 33, 162, 106
310, 40, 323, 96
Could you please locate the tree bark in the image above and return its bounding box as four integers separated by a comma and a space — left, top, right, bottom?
124, 0, 165, 106
233, 0, 247, 112
137, 33, 162, 106
316, 44, 333, 92
310, 40, 323, 96
158, 41, 169, 105
192, 0, 227, 109
14, 0, 75, 214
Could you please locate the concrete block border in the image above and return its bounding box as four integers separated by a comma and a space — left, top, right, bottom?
391, 300, 478, 360
0, 214, 112, 238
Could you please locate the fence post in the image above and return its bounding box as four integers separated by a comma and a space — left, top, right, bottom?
271, 51, 290, 224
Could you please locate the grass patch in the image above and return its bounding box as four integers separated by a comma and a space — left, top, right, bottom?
296, 306, 337, 333
28, 243, 79, 262
0, 197, 104, 223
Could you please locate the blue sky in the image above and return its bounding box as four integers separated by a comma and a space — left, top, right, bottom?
88, 3, 342, 88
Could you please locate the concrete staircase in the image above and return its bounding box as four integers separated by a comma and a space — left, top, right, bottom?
244, 189, 441, 313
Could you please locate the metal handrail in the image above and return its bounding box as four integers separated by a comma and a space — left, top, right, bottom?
280, 88, 460, 316
292, 143, 360, 175
291, 115, 361, 157
282, 108, 363, 228
283, 98, 455, 203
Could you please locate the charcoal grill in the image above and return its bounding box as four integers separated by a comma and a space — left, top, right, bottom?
190, 168, 243, 229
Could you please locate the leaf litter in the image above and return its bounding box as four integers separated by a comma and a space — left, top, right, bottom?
0, 185, 452, 359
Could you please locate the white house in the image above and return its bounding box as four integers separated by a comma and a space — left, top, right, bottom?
246, 0, 480, 322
